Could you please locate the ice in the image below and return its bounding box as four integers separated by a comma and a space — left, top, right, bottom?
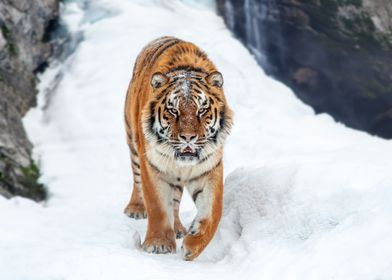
0, 0, 391, 279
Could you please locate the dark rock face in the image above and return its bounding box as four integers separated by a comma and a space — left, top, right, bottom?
0, 0, 60, 201
217, 0, 392, 138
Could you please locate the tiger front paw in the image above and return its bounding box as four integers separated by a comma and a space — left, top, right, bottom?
142, 235, 176, 254
123, 203, 147, 219
181, 234, 205, 261
181, 219, 209, 260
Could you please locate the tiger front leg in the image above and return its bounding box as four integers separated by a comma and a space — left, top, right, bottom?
141, 166, 176, 254
182, 163, 223, 260
172, 184, 187, 239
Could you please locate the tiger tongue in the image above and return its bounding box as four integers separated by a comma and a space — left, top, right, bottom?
182, 146, 194, 153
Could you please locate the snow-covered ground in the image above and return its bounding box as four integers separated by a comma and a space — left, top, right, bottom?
1, 0, 392, 279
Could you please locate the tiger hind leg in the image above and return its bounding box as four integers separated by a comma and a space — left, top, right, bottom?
124, 182, 146, 219
124, 153, 147, 219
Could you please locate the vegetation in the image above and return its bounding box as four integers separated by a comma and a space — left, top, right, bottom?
1, 24, 18, 56
0, 149, 46, 201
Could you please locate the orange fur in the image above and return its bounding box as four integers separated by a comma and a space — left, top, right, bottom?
124, 36, 232, 260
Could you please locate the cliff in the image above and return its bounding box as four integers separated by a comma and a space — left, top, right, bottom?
0, 0, 60, 201
217, 0, 392, 138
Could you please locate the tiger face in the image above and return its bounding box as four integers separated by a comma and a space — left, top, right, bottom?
143, 68, 231, 166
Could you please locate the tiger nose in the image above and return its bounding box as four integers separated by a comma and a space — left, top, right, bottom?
179, 133, 197, 143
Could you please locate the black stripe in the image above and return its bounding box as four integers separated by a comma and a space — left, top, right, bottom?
149, 39, 181, 68
173, 199, 180, 204
192, 189, 203, 202
210, 92, 222, 102
157, 107, 165, 128
160, 176, 172, 186
219, 105, 226, 129
175, 185, 183, 193
194, 49, 207, 59
134, 172, 140, 176
149, 101, 156, 135
191, 76, 204, 82
156, 83, 176, 100
192, 81, 205, 92
199, 152, 213, 164
129, 144, 138, 156
168, 65, 208, 75
147, 159, 163, 173
189, 160, 221, 182
126, 131, 136, 149
168, 60, 176, 66
195, 78, 208, 88
124, 115, 131, 129
211, 108, 218, 128
146, 37, 178, 66
169, 183, 183, 193
132, 160, 140, 169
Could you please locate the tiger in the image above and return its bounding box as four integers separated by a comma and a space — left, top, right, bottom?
123, 36, 233, 261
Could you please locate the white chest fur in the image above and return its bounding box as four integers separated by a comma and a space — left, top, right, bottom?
145, 145, 221, 185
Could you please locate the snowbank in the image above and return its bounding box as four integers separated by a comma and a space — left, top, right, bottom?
210, 166, 392, 278
0, 0, 391, 279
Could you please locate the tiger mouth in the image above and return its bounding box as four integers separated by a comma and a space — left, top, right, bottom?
179, 152, 198, 157
175, 147, 199, 159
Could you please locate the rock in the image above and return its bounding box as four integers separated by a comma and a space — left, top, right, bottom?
0, 0, 60, 201
217, 0, 392, 138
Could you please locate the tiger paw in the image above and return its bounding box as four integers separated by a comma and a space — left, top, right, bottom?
181, 219, 210, 260
181, 234, 205, 261
123, 203, 147, 219
142, 236, 176, 254
174, 221, 187, 239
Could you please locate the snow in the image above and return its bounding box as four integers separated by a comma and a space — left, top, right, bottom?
1, 0, 392, 279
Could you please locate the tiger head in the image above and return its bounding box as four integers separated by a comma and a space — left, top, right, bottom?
143, 68, 232, 166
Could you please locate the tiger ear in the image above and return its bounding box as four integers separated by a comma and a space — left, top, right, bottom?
206, 71, 223, 88
151, 72, 168, 89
